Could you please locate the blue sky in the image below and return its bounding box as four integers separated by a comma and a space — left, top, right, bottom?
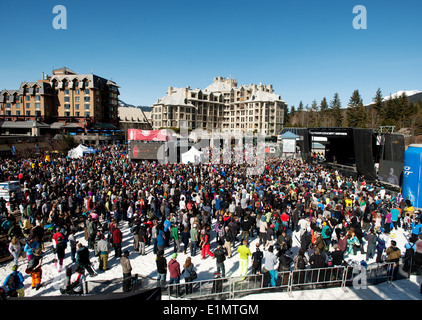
1, 0, 421, 109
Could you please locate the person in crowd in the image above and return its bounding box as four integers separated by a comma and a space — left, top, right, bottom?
263, 245, 278, 287
121, 250, 133, 292
71, 265, 86, 294
168, 253, 181, 295
182, 256, 196, 294
76, 243, 97, 277
8, 236, 22, 266
26, 247, 43, 290
237, 239, 252, 280
97, 233, 110, 272
214, 244, 227, 278
251, 242, 264, 275
3, 265, 25, 297
386, 240, 402, 280
111, 224, 123, 258
156, 249, 167, 287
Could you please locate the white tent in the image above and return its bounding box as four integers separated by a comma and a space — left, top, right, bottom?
67, 144, 95, 159
181, 146, 203, 164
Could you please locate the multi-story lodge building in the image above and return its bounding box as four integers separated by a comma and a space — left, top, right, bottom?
0, 67, 120, 128
151, 77, 287, 136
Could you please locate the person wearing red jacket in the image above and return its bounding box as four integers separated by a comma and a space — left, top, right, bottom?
200, 227, 214, 259
168, 253, 181, 295
280, 212, 290, 232
111, 225, 123, 258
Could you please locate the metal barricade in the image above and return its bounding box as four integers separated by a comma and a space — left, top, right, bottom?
289, 266, 347, 293
85, 262, 398, 299
166, 277, 234, 300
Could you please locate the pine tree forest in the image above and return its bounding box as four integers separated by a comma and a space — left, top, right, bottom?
285, 89, 422, 136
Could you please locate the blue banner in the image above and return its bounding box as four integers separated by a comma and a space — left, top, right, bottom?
402, 145, 422, 208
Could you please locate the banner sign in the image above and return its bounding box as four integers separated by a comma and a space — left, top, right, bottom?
128, 129, 170, 142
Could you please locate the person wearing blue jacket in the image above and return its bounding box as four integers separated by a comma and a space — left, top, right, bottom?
23, 236, 40, 262
410, 218, 422, 243
157, 226, 166, 252
3, 265, 25, 297
321, 222, 332, 250
376, 233, 387, 263
390, 207, 400, 230
163, 216, 172, 247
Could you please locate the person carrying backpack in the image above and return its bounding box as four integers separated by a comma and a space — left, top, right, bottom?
3, 265, 25, 297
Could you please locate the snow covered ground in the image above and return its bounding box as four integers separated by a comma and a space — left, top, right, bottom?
1, 218, 421, 300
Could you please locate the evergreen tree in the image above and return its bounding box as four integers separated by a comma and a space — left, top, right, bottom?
329, 93, 343, 127
308, 99, 319, 127
346, 89, 367, 127
320, 97, 329, 127
397, 92, 414, 129
373, 88, 384, 114
297, 101, 305, 126
367, 88, 384, 129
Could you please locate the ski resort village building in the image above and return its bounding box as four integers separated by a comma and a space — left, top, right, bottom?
151, 77, 288, 136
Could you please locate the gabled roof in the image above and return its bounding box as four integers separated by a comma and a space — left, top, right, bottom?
53, 67, 77, 75
246, 90, 286, 104
153, 88, 194, 107
279, 131, 299, 139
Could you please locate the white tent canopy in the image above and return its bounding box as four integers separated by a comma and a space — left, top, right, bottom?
67, 144, 95, 159
181, 146, 203, 164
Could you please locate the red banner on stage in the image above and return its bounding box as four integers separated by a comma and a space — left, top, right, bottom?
128, 129, 170, 141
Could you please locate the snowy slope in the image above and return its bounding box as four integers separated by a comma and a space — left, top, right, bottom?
0, 218, 420, 300
382, 90, 422, 101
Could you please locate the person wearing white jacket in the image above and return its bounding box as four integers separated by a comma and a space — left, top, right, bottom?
8, 236, 22, 266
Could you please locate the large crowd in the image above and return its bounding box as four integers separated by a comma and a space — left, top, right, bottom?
1, 144, 422, 298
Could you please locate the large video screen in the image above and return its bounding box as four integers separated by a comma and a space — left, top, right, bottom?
378, 159, 403, 186
128, 141, 165, 160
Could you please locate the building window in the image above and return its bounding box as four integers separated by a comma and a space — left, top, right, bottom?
16, 111, 20, 116
84, 112, 90, 117
75, 112, 80, 117
75, 104, 80, 110
64, 97, 70, 102
64, 104, 70, 110
84, 97, 90, 102
5, 111, 11, 116
35, 111, 41, 117
26, 103, 30, 108
35, 103, 41, 109
64, 89, 70, 95
64, 112, 70, 117
5, 103, 10, 109
84, 104, 90, 110
75, 89, 80, 95
75, 97, 80, 102
26, 111, 31, 116
16, 103, 20, 109
25, 96, 30, 101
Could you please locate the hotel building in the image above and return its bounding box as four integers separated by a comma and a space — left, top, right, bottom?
0, 67, 120, 128
151, 77, 287, 136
